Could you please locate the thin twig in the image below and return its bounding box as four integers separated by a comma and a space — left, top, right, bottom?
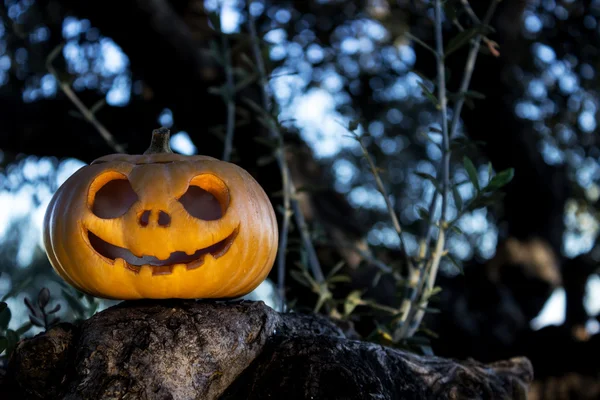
419, 0, 500, 260
460, 0, 481, 25
220, 1, 236, 162
395, 0, 450, 341
46, 44, 125, 153
405, 32, 437, 57
449, 0, 501, 139
247, 9, 326, 298
277, 167, 292, 312
404, 0, 501, 339
347, 129, 411, 268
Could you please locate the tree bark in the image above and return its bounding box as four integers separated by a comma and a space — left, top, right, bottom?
1, 300, 533, 400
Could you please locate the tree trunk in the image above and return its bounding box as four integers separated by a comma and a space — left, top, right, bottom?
1, 300, 532, 400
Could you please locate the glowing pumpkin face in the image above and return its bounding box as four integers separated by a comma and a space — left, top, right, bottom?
42, 128, 278, 300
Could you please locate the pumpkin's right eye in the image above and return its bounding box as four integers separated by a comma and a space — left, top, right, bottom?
91, 178, 138, 219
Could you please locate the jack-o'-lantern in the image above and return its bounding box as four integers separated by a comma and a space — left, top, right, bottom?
42, 128, 278, 300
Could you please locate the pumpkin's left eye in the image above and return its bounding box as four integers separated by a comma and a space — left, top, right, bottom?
178, 174, 230, 220
90, 177, 138, 219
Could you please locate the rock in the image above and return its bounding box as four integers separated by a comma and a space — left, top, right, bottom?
1, 299, 533, 399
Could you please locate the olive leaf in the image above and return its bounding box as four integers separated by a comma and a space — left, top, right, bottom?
451, 184, 463, 210
463, 156, 480, 191
38, 287, 51, 309
485, 168, 515, 191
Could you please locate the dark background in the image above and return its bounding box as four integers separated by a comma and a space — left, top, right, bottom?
0, 0, 599, 398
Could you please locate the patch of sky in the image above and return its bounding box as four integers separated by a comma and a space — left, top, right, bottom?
539, 138, 565, 165
527, 79, 547, 99
584, 15, 597, 29
170, 132, 198, 155
515, 101, 543, 120
158, 108, 174, 128
279, 87, 358, 158
459, 208, 489, 235
333, 158, 357, 187
249, 1, 265, 17
349, 185, 388, 211
563, 199, 598, 258
585, 275, 600, 316
264, 28, 286, 44
62, 16, 91, 40
524, 12, 543, 34
98, 38, 128, 75
578, 111, 596, 133
204, 0, 242, 33
531, 287, 565, 329
306, 43, 324, 64
106, 75, 131, 106
533, 42, 556, 64
478, 228, 499, 259
559, 73, 579, 95
29, 26, 49, 44
447, 234, 472, 260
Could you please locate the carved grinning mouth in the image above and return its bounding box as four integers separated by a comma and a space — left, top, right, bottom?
87, 228, 239, 275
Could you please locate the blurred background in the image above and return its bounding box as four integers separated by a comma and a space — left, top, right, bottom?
0, 0, 599, 398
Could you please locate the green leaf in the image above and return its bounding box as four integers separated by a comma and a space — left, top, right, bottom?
447, 253, 464, 275
445, 25, 491, 57
0, 305, 11, 331
0, 336, 6, 354
429, 126, 443, 135
463, 156, 480, 191
486, 168, 515, 191
424, 286, 442, 300
414, 172, 441, 191
451, 184, 463, 210
344, 290, 364, 317
38, 287, 50, 309
416, 81, 438, 107
417, 207, 430, 220
348, 120, 360, 132
451, 225, 463, 235
0, 302, 6, 314
487, 162, 493, 182
464, 90, 486, 100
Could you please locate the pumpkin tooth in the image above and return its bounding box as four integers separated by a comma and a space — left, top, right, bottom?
139, 265, 153, 277
186, 255, 206, 270
152, 265, 174, 275
125, 261, 141, 274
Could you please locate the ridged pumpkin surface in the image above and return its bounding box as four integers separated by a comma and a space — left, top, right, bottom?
42, 130, 278, 300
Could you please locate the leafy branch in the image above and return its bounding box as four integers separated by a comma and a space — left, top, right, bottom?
246, 6, 326, 312
46, 43, 125, 153
24, 287, 61, 330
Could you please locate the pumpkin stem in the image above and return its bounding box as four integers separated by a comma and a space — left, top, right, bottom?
144, 127, 173, 154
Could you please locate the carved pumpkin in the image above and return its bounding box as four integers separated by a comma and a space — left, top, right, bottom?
43, 128, 278, 300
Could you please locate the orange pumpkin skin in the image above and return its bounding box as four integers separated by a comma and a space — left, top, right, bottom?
43, 130, 278, 300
